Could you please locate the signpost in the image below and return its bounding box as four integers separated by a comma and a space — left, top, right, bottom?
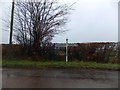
66, 39, 68, 62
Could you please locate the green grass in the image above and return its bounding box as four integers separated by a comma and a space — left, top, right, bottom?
1, 60, 120, 70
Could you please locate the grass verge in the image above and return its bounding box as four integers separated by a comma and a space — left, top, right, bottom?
1, 60, 120, 70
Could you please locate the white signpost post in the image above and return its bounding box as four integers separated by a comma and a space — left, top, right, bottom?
66, 39, 68, 62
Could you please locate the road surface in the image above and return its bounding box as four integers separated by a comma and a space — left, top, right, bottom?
2, 69, 119, 88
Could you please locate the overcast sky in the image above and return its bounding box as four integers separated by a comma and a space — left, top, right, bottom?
0, 0, 119, 44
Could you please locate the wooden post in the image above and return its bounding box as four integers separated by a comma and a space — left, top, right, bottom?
9, 0, 15, 44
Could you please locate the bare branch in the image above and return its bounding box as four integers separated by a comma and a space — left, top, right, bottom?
13, 0, 72, 48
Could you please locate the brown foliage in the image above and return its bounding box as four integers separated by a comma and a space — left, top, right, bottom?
69, 42, 118, 63
2, 42, 118, 63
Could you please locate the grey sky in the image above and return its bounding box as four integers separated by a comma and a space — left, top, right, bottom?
0, 0, 119, 44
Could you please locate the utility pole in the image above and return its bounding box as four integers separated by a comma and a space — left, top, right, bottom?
9, 0, 15, 44
66, 39, 68, 62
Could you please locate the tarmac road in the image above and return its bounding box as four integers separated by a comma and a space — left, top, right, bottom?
2, 69, 119, 88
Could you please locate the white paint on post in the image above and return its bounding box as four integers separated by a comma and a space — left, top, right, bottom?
66, 39, 68, 62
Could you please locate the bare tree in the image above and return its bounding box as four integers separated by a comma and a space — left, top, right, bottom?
13, 0, 72, 50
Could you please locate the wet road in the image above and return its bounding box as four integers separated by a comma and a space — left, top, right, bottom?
2, 69, 119, 88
